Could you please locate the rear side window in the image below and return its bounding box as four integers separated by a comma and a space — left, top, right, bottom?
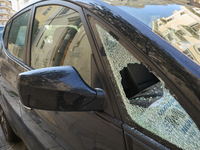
8, 11, 30, 61
31, 5, 92, 85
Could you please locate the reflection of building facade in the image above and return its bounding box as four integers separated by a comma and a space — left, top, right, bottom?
153, 6, 200, 64
103, 0, 200, 8
31, 6, 83, 69
17, 0, 32, 10
34, 6, 58, 29
194, 0, 200, 3
103, 0, 174, 8
0, 0, 15, 25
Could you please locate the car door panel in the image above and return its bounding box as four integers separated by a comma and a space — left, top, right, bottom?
123, 124, 170, 150
0, 5, 66, 149
0, 48, 25, 124
15, 1, 126, 149
0, 50, 70, 150
0, 51, 43, 149
26, 2, 126, 147
35, 110, 126, 150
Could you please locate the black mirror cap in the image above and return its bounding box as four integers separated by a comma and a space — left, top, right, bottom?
17, 66, 105, 111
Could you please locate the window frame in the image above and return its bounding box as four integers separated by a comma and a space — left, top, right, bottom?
30, 4, 93, 85
2, 6, 33, 67
86, 10, 199, 149
3, 21, 11, 49
27, 1, 84, 67
86, 10, 163, 122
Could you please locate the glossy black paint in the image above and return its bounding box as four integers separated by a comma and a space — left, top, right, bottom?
17, 66, 104, 111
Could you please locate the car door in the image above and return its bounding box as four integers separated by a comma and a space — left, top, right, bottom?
87, 9, 200, 150
0, 5, 41, 147
18, 1, 127, 149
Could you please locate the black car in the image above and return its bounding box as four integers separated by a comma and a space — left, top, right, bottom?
0, 0, 200, 149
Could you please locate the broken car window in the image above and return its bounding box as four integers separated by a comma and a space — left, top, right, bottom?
93, 22, 200, 150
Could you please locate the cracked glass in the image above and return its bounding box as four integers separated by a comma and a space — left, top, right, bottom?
94, 23, 200, 149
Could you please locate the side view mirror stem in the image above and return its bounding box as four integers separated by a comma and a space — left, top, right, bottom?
77, 88, 105, 111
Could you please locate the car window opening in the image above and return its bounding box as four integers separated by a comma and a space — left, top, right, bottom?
120, 63, 160, 99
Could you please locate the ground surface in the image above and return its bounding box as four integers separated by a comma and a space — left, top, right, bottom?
0, 126, 27, 150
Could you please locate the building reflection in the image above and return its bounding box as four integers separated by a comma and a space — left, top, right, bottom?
153, 6, 200, 65
102, 0, 193, 8
103, 0, 174, 8
102, 0, 200, 65
31, 5, 81, 69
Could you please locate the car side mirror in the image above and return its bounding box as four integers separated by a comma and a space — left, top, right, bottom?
17, 66, 105, 111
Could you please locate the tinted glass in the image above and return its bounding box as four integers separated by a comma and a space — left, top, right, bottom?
91, 19, 200, 150
8, 11, 30, 60
31, 5, 92, 85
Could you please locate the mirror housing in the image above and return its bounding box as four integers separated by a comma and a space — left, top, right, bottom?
17, 66, 105, 111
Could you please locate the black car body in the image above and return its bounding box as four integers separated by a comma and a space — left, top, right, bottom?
0, 0, 200, 149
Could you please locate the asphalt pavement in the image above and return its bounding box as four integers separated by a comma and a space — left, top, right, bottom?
0, 126, 27, 150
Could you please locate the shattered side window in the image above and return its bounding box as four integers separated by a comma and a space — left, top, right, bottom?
94, 23, 200, 149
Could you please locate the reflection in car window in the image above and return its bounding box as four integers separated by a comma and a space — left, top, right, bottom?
8, 11, 30, 60
106, 0, 200, 65
93, 22, 200, 149
153, 6, 200, 65
31, 5, 92, 85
